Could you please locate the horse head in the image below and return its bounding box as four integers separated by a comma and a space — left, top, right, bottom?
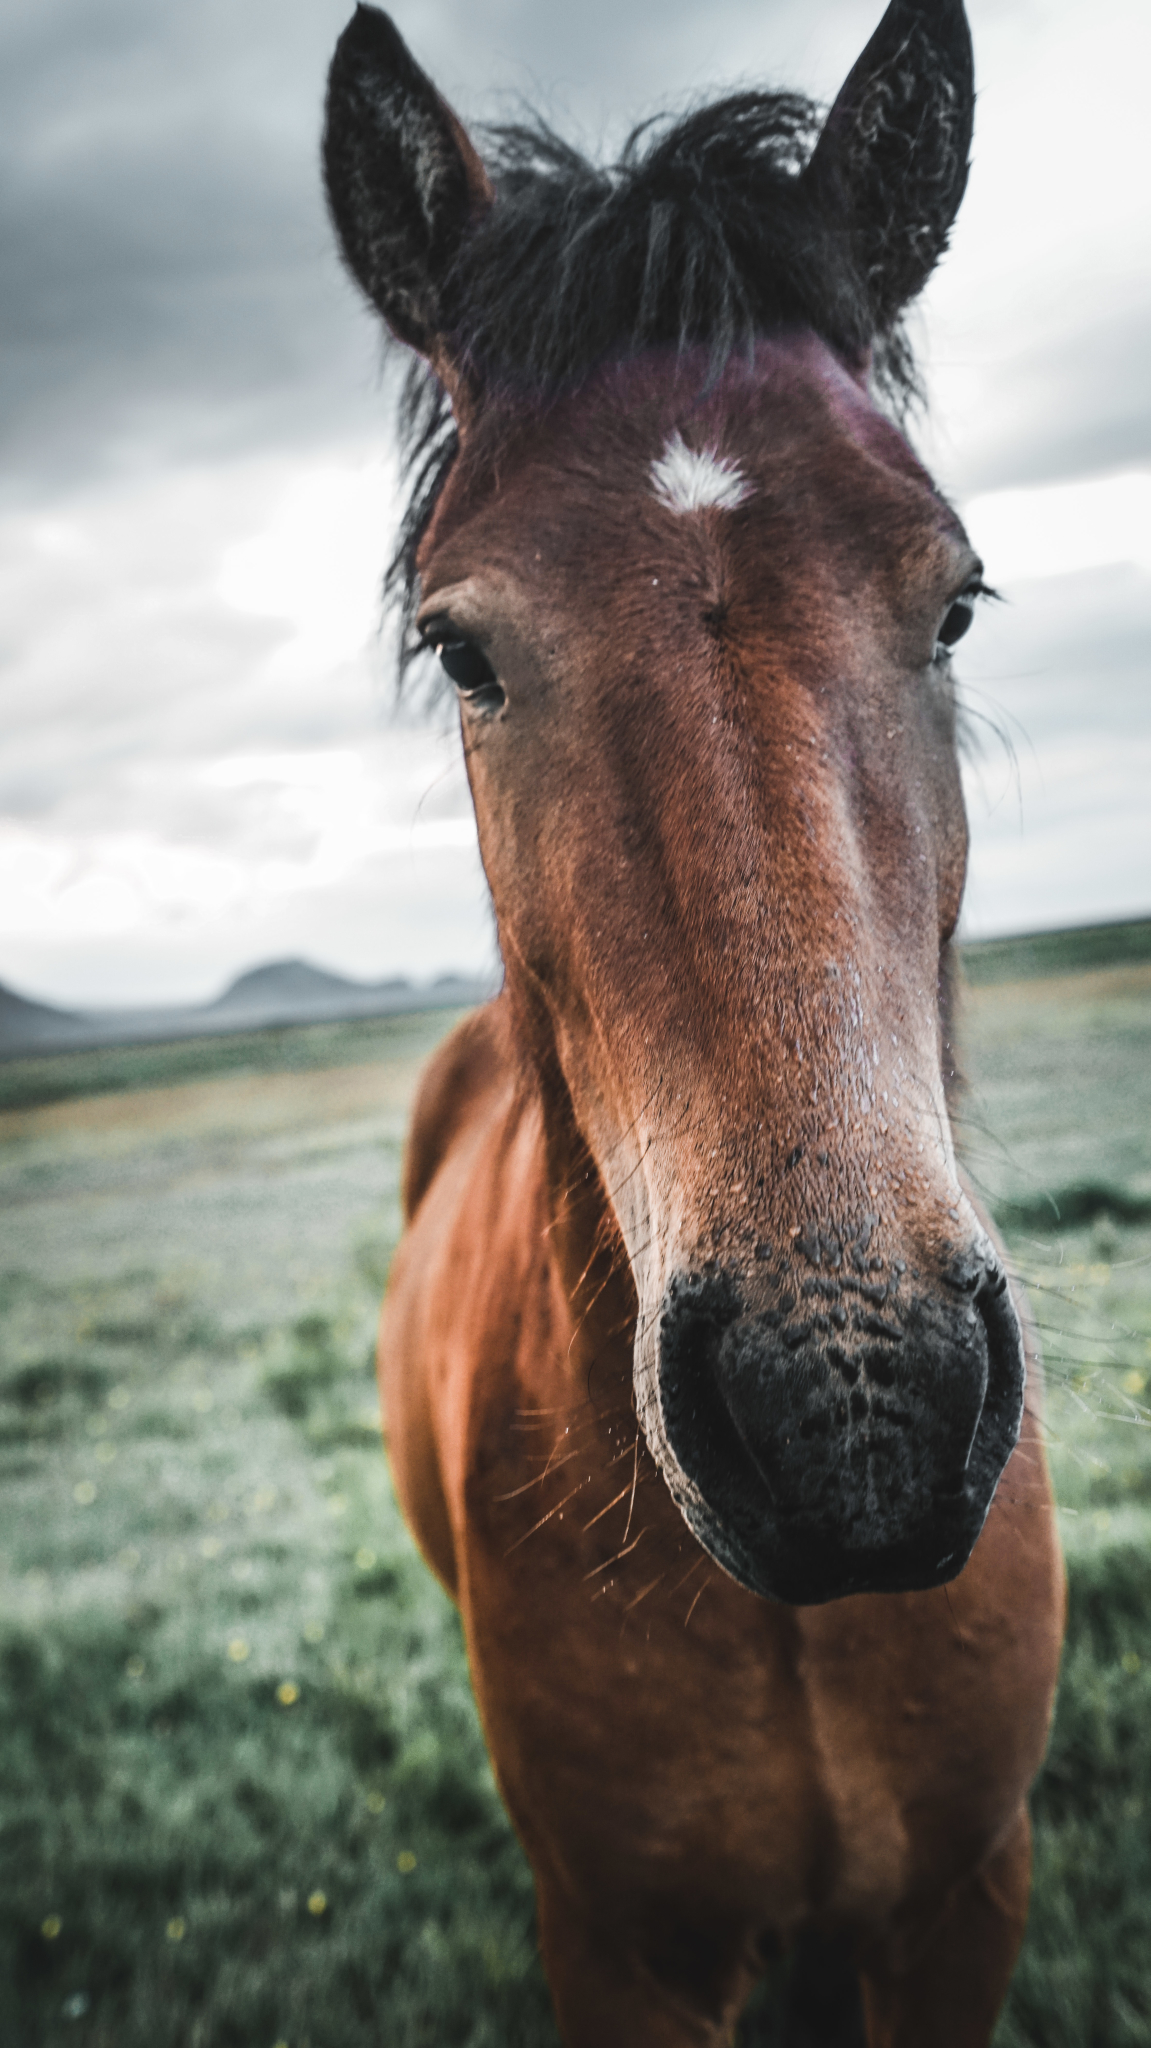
324, 1, 1025, 1606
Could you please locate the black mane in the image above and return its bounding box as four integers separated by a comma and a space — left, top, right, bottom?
388, 91, 920, 678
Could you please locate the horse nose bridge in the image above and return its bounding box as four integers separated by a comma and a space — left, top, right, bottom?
637, 1071, 962, 1288
656, 970, 951, 1194
591, 956, 960, 1337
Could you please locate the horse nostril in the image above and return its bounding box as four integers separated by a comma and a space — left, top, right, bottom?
656, 1267, 748, 1469
973, 1255, 1027, 1445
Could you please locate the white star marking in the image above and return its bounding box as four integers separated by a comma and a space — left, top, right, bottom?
650, 431, 754, 514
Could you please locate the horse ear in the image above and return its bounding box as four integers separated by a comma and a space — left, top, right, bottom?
805, 0, 974, 333
323, 6, 493, 380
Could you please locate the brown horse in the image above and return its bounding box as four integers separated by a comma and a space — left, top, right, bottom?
323, 4, 1064, 2041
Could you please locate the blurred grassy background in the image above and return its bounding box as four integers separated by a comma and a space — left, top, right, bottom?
1, 939, 1149, 2046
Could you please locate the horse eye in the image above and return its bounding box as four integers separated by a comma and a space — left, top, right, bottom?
420, 619, 503, 704
937, 596, 974, 648
438, 637, 497, 692
935, 580, 985, 658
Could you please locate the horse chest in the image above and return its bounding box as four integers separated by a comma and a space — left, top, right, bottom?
455, 1428, 1004, 1932
411, 1096, 1039, 1938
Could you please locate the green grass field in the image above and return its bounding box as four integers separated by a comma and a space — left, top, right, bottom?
2, 947, 1149, 2046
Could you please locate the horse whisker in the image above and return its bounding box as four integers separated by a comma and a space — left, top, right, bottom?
668, 1553, 708, 1597
582, 1527, 648, 1581
684, 1578, 713, 1628
623, 1571, 667, 1613
493, 1444, 588, 1501
582, 1482, 635, 1532
504, 1482, 588, 1555
621, 1433, 640, 1544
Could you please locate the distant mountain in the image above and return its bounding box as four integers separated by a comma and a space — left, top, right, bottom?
209, 959, 411, 1008
0, 960, 497, 1061
0, 980, 83, 1052
206, 958, 414, 1018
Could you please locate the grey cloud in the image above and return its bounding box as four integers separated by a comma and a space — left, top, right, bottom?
1, 0, 1147, 1002
955, 562, 1151, 873
0, 3, 376, 491
945, 304, 1151, 496
0, 1, 908, 497
5, 0, 1140, 497
960, 565, 1151, 734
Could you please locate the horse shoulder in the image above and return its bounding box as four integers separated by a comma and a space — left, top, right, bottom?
401, 998, 514, 1222
383, 996, 536, 1601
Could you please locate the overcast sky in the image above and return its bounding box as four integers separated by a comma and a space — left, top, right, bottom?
2, 0, 1148, 1007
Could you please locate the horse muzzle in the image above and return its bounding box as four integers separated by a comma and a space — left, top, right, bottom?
644, 1242, 1026, 1605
